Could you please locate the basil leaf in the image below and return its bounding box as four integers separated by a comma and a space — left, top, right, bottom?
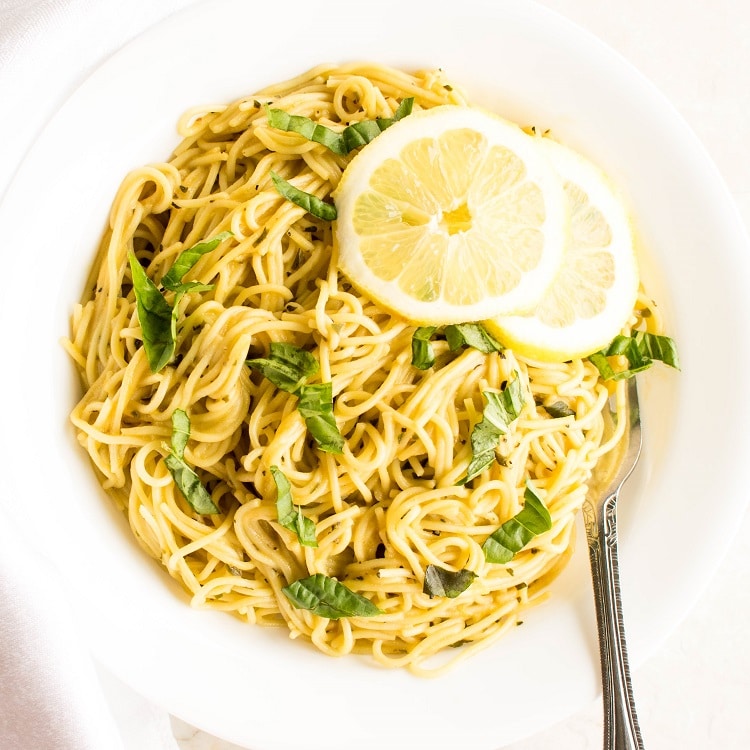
271, 465, 317, 547
165, 281, 215, 294
635, 331, 679, 369
266, 106, 348, 155
482, 483, 552, 564
410, 322, 503, 372
390, 97, 415, 121
340, 97, 414, 152
459, 373, 525, 484
246, 345, 342, 452
543, 400, 576, 419
247, 342, 319, 393
165, 410, 218, 515
587, 350, 618, 380
129, 236, 229, 373
161, 231, 232, 291
268, 342, 320, 379
164, 454, 219, 515
460, 417, 503, 483
129, 252, 176, 373
444, 323, 504, 354
282, 573, 382, 619
271, 172, 337, 221
297, 382, 345, 454
411, 326, 437, 370
266, 98, 413, 156
589, 332, 680, 381
423, 565, 477, 598
170, 408, 191, 459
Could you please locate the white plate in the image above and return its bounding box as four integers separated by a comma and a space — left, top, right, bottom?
1, 1, 748, 748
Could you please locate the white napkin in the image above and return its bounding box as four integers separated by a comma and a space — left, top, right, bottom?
0, 2, 200, 748
0, 521, 180, 750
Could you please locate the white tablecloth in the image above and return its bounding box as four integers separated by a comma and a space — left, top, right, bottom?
1, 2, 748, 749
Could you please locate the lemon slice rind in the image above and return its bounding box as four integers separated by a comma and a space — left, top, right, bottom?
485, 137, 639, 362
333, 105, 567, 325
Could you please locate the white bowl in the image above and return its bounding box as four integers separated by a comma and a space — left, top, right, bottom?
1, 1, 748, 748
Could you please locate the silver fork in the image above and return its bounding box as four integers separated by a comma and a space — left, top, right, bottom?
581, 376, 645, 750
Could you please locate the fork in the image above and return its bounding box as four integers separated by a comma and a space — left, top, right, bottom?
581, 376, 645, 750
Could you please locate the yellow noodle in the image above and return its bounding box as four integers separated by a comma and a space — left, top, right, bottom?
66, 62, 652, 675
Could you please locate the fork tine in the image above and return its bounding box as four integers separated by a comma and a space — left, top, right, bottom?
619, 376, 643, 490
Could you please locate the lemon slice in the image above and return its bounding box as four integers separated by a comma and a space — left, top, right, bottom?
333, 106, 566, 324
485, 137, 639, 362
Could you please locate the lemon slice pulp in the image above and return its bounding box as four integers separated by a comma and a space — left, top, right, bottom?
485, 137, 639, 362
333, 105, 567, 324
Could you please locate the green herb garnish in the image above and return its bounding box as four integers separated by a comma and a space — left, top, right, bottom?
588, 332, 679, 380
270, 466, 317, 547
246, 342, 319, 393
164, 409, 218, 515
482, 483, 552, 564
265, 106, 348, 154
129, 252, 176, 373
444, 323, 504, 354
246, 344, 344, 453
297, 382, 345, 454
161, 231, 232, 292
282, 573, 382, 619
270, 172, 337, 221
459, 373, 525, 484
129, 232, 231, 372
170, 407, 191, 456
411, 326, 438, 369
542, 400, 576, 419
340, 97, 414, 152
410, 322, 502, 371
266, 97, 413, 156
423, 565, 477, 598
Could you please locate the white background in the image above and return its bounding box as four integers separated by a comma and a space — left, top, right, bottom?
173, 1, 750, 748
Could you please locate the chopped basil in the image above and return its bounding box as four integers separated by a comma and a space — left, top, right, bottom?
161, 231, 232, 292
270, 466, 317, 547
636, 331, 679, 368
410, 322, 502, 371
444, 323, 503, 354
297, 382, 345, 454
340, 97, 414, 152
411, 326, 438, 369
165, 409, 218, 515
170, 408, 191, 458
423, 565, 477, 598
543, 400, 576, 419
129, 233, 229, 372
265, 106, 347, 155
246, 342, 319, 393
129, 252, 176, 373
282, 573, 382, 619
589, 332, 679, 380
459, 373, 525, 484
247, 345, 344, 453
482, 483, 551, 564
266, 97, 413, 156
270, 172, 337, 221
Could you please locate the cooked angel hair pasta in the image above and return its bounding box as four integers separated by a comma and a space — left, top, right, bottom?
65, 62, 661, 675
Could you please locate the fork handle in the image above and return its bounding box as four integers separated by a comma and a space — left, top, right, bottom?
587, 493, 645, 750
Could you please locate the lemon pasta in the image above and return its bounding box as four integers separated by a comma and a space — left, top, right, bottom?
65, 62, 675, 674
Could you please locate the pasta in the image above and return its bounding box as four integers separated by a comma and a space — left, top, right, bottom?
65, 62, 660, 675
